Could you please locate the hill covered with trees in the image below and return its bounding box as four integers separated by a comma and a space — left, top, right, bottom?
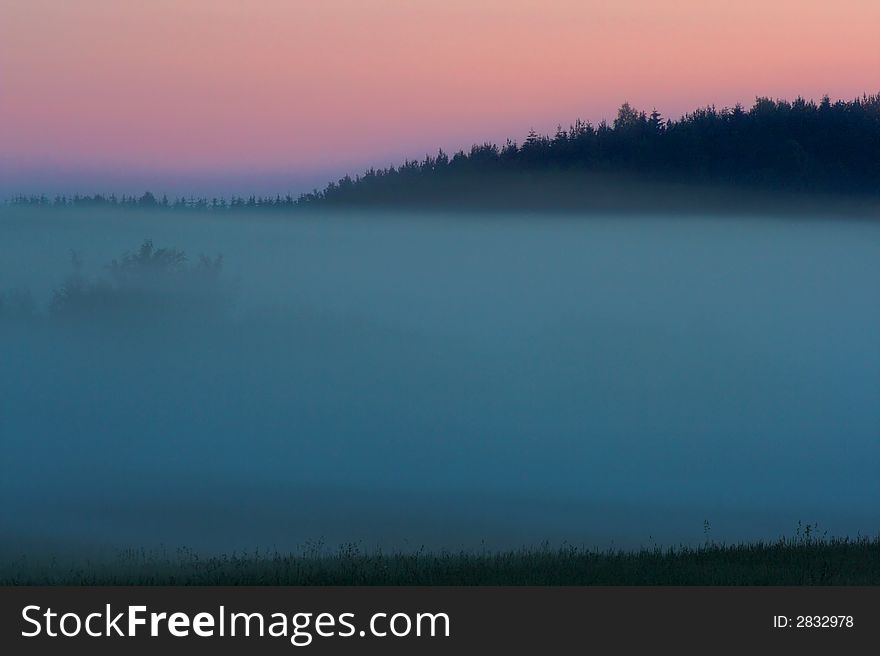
301, 94, 880, 208
7, 94, 880, 213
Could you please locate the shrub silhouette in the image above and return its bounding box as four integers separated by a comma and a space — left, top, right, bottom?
50, 240, 226, 321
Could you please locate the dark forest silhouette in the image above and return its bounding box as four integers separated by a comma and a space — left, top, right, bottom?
7, 95, 880, 211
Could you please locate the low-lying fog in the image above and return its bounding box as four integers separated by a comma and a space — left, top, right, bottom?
1, 208, 878, 554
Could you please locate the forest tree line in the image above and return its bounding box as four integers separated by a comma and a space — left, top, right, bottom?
7, 94, 880, 210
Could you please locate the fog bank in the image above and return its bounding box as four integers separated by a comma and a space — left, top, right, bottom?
1, 208, 878, 554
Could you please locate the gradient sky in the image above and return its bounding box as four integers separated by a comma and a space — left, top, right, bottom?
2, 0, 879, 195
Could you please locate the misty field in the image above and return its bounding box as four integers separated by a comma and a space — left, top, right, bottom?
1, 206, 878, 569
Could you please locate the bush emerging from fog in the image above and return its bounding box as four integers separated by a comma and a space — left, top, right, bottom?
49, 240, 226, 321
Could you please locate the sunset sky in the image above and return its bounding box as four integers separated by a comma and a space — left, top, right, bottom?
2, 0, 878, 195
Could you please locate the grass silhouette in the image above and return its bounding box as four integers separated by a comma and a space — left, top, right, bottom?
5, 533, 878, 585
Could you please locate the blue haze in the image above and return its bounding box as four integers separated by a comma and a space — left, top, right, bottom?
1, 209, 878, 554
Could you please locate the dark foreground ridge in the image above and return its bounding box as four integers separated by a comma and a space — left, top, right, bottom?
6, 94, 880, 213
5, 536, 878, 585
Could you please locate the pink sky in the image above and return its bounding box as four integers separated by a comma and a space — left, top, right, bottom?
2, 0, 879, 194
